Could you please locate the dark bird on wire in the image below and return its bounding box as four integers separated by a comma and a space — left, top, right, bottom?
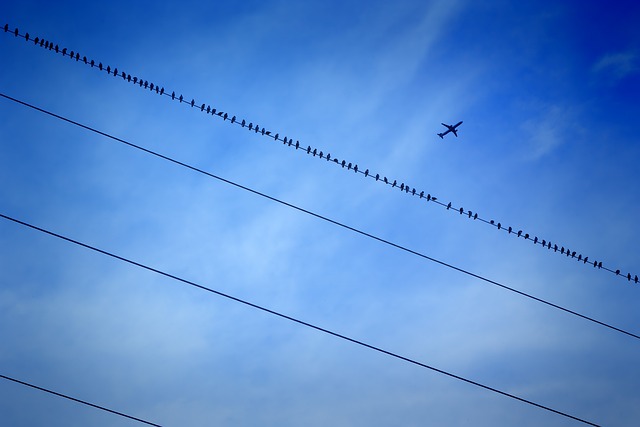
392, 180, 397, 187
327, 153, 331, 161
255, 125, 259, 133
14, 27, 18, 36
295, 141, 300, 149
365, 169, 369, 177
3, 24, 8, 32
497, 223, 501, 230
179, 95, 183, 102
376, 174, 380, 181
34, 37, 39, 44
200, 104, 205, 111
190, 99, 195, 107
273, 132, 278, 140
616, 269, 620, 275
447, 202, 451, 209
635, 275, 638, 284
313, 149, 318, 156
473, 213, 478, 220
241, 119, 246, 127
249, 123, 253, 130
283, 137, 288, 144
262, 128, 266, 135
459, 207, 463, 214
508, 226, 512, 234
420, 191, 424, 198
348, 163, 352, 170
583, 256, 588, 264
342, 160, 346, 168
25, 32, 29, 41
265, 131, 271, 136
517, 230, 522, 237
171, 91, 175, 100
231, 116, 236, 124
224, 113, 228, 121
319, 151, 324, 158
384, 177, 388, 184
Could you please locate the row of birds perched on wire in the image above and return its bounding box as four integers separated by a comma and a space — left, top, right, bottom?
5, 24, 638, 285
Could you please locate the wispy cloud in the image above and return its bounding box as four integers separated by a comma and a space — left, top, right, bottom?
592, 51, 639, 82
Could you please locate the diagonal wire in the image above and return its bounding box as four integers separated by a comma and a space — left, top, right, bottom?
0, 213, 601, 427
0, 374, 162, 426
2, 24, 637, 284
1, 91, 638, 344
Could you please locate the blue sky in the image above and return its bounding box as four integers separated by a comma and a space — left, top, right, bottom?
1, 1, 639, 425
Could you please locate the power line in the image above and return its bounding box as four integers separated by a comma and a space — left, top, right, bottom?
1, 91, 638, 344
3, 23, 637, 285
0, 373, 162, 426
0, 214, 601, 427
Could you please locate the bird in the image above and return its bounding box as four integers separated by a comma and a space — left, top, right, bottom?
583, 257, 588, 264
212, 108, 216, 115
160, 87, 164, 95
254, 125, 259, 133
265, 131, 271, 136
508, 226, 512, 234
533, 236, 538, 244
274, 133, 278, 140
241, 119, 246, 127
190, 99, 195, 107
313, 149, 318, 156
419, 191, 424, 198
14, 27, 18, 37
179, 95, 183, 102
554, 244, 558, 252
560, 247, 565, 254
400, 183, 404, 191
627, 273, 631, 281
223, 113, 228, 121
376, 174, 380, 181
578, 254, 582, 261
635, 275, 638, 284
384, 177, 388, 184
497, 223, 501, 230
490, 220, 495, 225
34, 37, 39, 45
3, 24, 7, 32
427, 194, 432, 201
200, 104, 205, 112
171, 91, 175, 100
327, 153, 331, 161
295, 141, 300, 149
524, 233, 529, 240
283, 137, 288, 145
365, 169, 369, 177
261, 129, 266, 135
249, 123, 253, 130
447, 202, 451, 209
517, 230, 522, 237
217, 112, 224, 116
62, 47, 67, 56
615, 269, 620, 275
55, 44, 59, 53
25, 32, 29, 41
571, 251, 576, 258
342, 160, 346, 168
392, 180, 397, 187
231, 116, 236, 124
412, 188, 416, 196
459, 207, 463, 214
319, 151, 324, 158
354, 165, 358, 173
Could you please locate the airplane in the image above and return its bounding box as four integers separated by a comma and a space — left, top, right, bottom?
437, 121, 463, 139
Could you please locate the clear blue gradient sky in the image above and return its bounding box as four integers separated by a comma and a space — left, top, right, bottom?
1, 1, 639, 425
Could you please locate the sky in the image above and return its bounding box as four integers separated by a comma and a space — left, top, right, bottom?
1, 1, 639, 425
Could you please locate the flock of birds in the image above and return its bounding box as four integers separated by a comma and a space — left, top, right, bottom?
4, 24, 638, 285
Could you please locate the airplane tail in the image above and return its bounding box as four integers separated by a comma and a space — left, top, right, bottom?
437, 133, 444, 139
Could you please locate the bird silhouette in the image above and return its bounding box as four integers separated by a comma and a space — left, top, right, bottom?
635, 275, 638, 284
262, 128, 266, 135
231, 116, 236, 124
14, 27, 18, 36
508, 226, 512, 234
384, 177, 388, 184
342, 160, 346, 168
376, 174, 380, 181
533, 237, 538, 244
241, 119, 246, 127
200, 104, 205, 112
255, 125, 259, 133
62, 47, 67, 55
473, 213, 478, 220
615, 269, 620, 275
25, 32, 29, 41
468, 210, 472, 218
55, 44, 59, 53
319, 151, 324, 158
412, 188, 416, 196
249, 123, 253, 130
583, 256, 588, 264
561, 247, 565, 254
283, 137, 288, 144
554, 245, 558, 252
419, 191, 424, 198
365, 169, 369, 177
265, 131, 271, 136
313, 149, 318, 156
517, 230, 522, 237
497, 223, 501, 230
400, 183, 404, 191
459, 207, 463, 214
3, 24, 8, 32
627, 273, 631, 281
160, 87, 164, 95
447, 202, 451, 209
327, 153, 331, 161
83, 56, 87, 64
427, 194, 432, 201
223, 113, 228, 121
217, 112, 223, 116
295, 141, 300, 149
392, 180, 397, 187
34, 37, 39, 44
190, 99, 195, 107
212, 108, 216, 115
354, 165, 358, 173
274, 133, 278, 140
